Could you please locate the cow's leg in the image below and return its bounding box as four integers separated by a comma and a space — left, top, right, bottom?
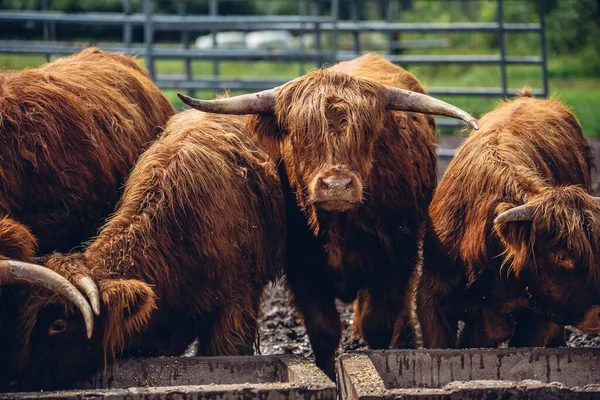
200, 299, 260, 356
510, 312, 566, 347
354, 277, 414, 349
415, 227, 462, 348
287, 278, 340, 381
415, 276, 458, 348
457, 308, 512, 349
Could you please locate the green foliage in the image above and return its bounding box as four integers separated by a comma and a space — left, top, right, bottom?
0, 0, 598, 135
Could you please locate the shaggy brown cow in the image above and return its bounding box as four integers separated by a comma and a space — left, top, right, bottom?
0, 110, 285, 390
178, 53, 477, 379
0, 47, 174, 260
415, 89, 600, 349
0, 48, 173, 387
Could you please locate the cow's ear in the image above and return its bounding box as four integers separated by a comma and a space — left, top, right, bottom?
100, 279, 157, 358
245, 114, 286, 159
0, 217, 37, 261
494, 202, 534, 277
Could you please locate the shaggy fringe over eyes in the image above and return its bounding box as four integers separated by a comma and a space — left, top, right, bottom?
496, 186, 600, 284
245, 69, 388, 164
275, 69, 387, 144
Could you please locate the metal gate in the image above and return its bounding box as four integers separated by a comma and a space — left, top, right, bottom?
0, 0, 548, 130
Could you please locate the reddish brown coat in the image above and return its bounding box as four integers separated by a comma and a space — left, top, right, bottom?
2, 110, 285, 390
246, 53, 437, 378
0, 48, 174, 388
416, 90, 600, 349
0, 48, 174, 260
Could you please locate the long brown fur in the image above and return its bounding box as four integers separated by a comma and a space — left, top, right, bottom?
0, 48, 174, 390
246, 53, 437, 379
416, 90, 600, 349
0, 48, 175, 258
4, 110, 285, 391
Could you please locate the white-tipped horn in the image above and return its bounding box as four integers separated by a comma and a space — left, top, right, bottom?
386, 86, 479, 130
494, 204, 536, 224
178, 89, 277, 115
0, 260, 95, 339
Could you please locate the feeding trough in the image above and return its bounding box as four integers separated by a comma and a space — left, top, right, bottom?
337, 348, 600, 399
2, 355, 335, 400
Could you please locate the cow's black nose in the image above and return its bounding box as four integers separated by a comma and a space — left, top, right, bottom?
320, 175, 353, 191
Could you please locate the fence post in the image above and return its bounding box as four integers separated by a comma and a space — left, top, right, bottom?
177, 0, 194, 97
538, 0, 549, 98
331, 0, 339, 63
40, 0, 51, 62
143, 0, 155, 81
210, 0, 220, 81
299, 0, 308, 75
123, 0, 133, 52
351, 0, 361, 55
497, 0, 508, 98
383, 0, 393, 56
311, 0, 322, 68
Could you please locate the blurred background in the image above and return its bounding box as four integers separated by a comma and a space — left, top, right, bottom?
0, 0, 598, 136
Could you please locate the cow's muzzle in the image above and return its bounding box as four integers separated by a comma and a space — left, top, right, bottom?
312, 169, 362, 211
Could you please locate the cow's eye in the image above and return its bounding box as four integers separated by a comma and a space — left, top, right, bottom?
48, 319, 68, 336
553, 250, 575, 270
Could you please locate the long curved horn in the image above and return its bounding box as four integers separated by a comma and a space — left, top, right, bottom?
494, 205, 536, 224
75, 276, 100, 316
386, 87, 479, 130
177, 89, 277, 114
0, 260, 95, 339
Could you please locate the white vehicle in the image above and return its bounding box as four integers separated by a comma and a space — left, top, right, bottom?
195, 31, 247, 49
245, 30, 294, 50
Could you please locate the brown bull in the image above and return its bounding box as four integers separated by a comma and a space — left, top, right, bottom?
415, 89, 600, 349
0, 110, 285, 390
0, 48, 174, 387
178, 53, 477, 379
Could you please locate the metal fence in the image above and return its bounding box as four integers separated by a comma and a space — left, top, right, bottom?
0, 0, 548, 132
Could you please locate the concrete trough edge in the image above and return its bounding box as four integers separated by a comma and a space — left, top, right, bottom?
337, 350, 600, 400
1, 355, 336, 400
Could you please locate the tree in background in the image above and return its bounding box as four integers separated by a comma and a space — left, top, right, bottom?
542, 0, 599, 76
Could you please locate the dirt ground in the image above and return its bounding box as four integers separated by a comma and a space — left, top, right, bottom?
257, 280, 600, 358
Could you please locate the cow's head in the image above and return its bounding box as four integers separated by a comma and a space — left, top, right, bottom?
176, 71, 477, 216
0, 255, 156, 391
495, 186, 600, 333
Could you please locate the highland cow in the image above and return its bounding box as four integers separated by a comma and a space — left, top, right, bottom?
178, 53, 477, 379
0, 48, 174, 387
0, 47, 174, 260
0, 110, 285, 390
415, 90, 600, 349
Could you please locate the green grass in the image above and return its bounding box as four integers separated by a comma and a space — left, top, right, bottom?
2, 52, 599, 137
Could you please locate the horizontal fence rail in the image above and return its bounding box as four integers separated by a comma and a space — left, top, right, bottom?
0, 0, 549, 131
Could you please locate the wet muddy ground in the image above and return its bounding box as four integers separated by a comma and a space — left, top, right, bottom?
257, 280, 600, 358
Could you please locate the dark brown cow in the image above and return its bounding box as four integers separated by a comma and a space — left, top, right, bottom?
178, 53, 477, 379
415, 89, 600, 349
0, 48, 174, 388
0, 110, 285, 390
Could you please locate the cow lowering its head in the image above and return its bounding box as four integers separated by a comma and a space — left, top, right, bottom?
0, 110, 285, 391
416, 89, 600, 349
178, 53, 477, 379
0, 47, 174, 387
